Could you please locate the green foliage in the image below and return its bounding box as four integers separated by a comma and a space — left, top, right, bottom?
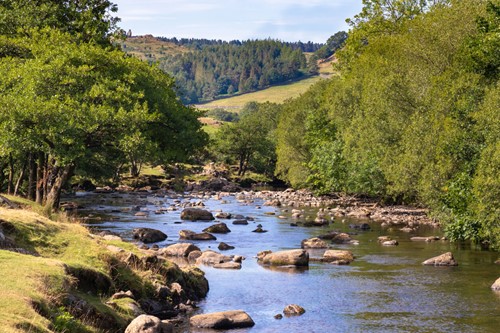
53, 307, 83, 333
213, 102, 281, 177
0, 0, 120, 44
276, 0, 500, 249
158, 40, 308, 103
206, 108, 240, 122
0, 2, 208, 207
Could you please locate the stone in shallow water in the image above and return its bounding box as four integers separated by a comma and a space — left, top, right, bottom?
283, 304, 306, 316
190, 310, 255, 329
422, 252, 458, 266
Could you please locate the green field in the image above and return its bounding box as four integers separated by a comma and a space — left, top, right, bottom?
195, 76, 325, 112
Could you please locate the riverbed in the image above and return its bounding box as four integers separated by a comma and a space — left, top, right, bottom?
69, 190, 500, 333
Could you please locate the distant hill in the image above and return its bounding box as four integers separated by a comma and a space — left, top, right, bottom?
119, 34, 345, 104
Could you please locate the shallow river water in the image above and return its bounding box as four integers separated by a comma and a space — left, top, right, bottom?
69, 191, 500, 333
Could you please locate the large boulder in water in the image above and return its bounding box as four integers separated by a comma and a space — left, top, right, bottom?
203, 223, 231, 234
422, 252, 458, 266
257, 249, 309, 266
323, 250, 354, 265
190, 310, 255, 329
180, 208, 214, 221
132, 228, 167, 244
158, 243, 200, 257
125, 314, 172, 333
195, 250, 232, 266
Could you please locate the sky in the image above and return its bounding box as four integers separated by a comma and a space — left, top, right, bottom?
112, 0, 363, 43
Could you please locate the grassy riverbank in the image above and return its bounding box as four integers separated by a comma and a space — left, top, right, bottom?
0, 195, 207, 332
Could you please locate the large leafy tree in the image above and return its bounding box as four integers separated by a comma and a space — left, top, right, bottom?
0, 1, 208, 209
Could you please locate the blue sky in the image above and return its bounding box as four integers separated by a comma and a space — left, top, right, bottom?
112, 0, 363, 43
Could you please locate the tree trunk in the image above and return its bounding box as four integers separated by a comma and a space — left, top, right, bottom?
36, 152, 45, 204
27, 153, 37, 200
46, 164, 74, 210
13, 156, 27, 196
7, 153, 14, 195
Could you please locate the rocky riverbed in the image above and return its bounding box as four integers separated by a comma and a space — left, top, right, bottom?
64, 185, 500, 333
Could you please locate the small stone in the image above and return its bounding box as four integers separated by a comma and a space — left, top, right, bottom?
218, 242, 235, 251
382, 240, 399, 246
274, 314, 283, 320
283, 304, 305, 316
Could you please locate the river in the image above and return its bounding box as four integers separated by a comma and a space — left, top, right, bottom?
69, 190, 500, 333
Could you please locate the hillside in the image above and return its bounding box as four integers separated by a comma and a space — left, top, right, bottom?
120, 35, 190, 62
195, 76, 324, 112
196, 56, 336, 112
119, 35, 327, 104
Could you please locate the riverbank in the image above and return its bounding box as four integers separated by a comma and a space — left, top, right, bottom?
0, 194, 208, 333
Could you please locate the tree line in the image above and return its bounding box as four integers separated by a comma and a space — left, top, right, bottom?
158, 40, 309, 103
0, 0, 207, 209
211, 0, 500, 250
157, 37, 324, 53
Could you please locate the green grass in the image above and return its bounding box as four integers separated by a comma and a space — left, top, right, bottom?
196, 76, 325, 112
0, 198, 185, 332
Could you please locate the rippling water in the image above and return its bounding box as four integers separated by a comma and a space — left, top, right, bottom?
69, 191, 500, 333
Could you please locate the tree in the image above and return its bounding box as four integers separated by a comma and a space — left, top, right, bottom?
214, 102, 280, 177
0, 29, 207, 209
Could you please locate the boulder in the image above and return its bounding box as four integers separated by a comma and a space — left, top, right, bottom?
313, 217, 329, 226
180, 208, 214, 221
301, 237, 328, 249
491, 277, 500, 291
125, 314, 172, 333
283, 304, 306, 317
377, 236, 392, 243
257, 249, 309, 266
158, 243, 200, 257
203, 223, 231, 234
132, 228, 167, 244
382, 240, 399, 246
330, 233, 357, 244
215, 212, 232, 219
232, 219, 249, 225
323, 250, 354, 265
213, 262, 242, 269
190, 310, 255, 329
196, 250, 232, 266
422, 252, 458, 266
218, 242, 235, 251
179, 230, 216, 241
